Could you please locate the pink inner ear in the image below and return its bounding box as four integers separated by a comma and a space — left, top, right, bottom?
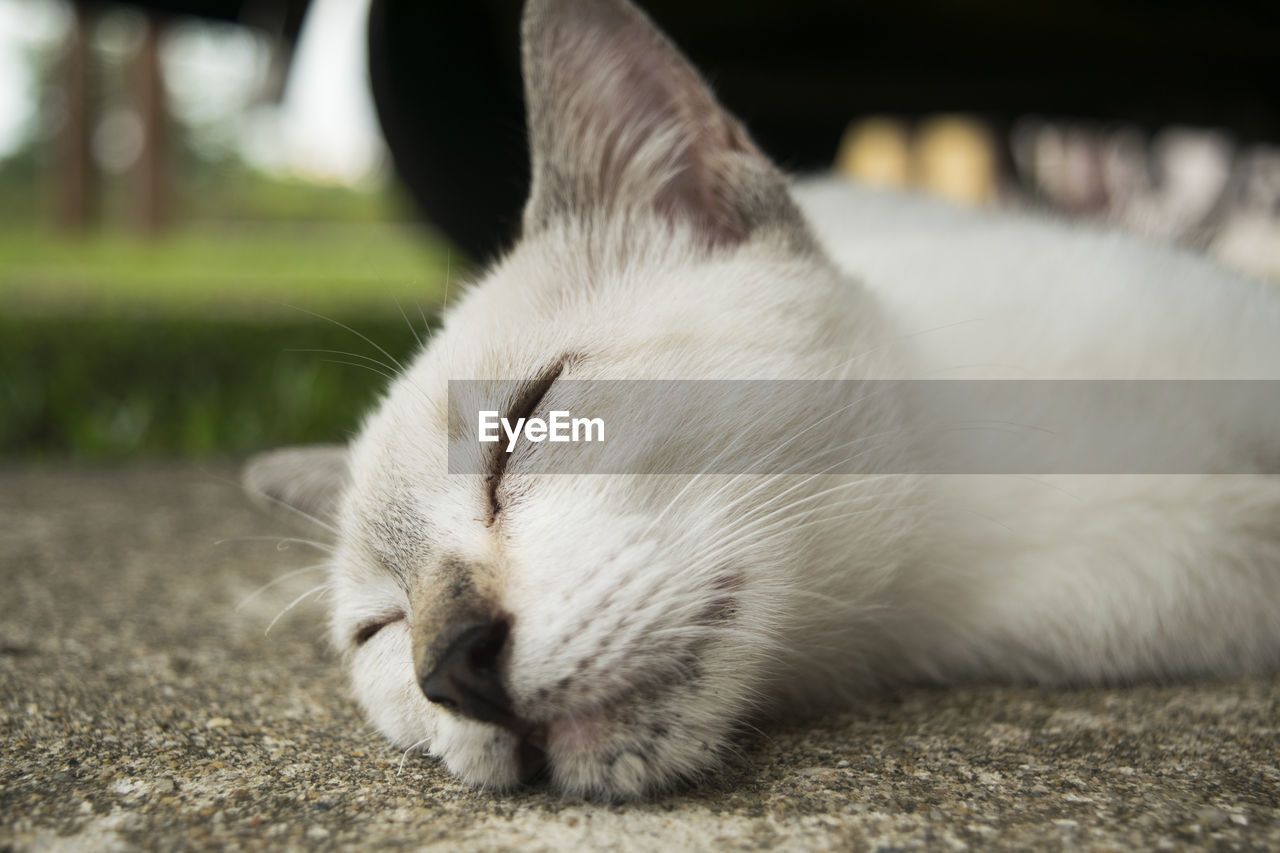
598, 39, 761, 246
521, 0, 777, 247
653, 111, 764, 247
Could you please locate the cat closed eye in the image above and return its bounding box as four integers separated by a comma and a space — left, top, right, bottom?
353, 613, 405, 647
486, 358, 568, 522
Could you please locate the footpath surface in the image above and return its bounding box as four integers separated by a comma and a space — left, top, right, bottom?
2, 464, 1277, 851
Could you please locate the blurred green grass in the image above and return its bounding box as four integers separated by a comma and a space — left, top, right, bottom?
0, 313, 427, 459
0, 222, 456, 460
0, 223, 452, 316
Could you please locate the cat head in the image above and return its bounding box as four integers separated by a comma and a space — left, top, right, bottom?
247, 0, 910, 798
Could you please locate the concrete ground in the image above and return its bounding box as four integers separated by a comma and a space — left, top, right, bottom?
2, 464, 1278, 851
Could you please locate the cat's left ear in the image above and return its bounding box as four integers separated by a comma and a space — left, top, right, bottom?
520, 0, 810, 249
243, 445, 349, 528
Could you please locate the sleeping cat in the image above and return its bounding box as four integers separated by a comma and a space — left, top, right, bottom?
245, 0, 1280, 799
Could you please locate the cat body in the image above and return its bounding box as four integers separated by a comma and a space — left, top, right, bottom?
793, 180, 1280, 685
247, 0, 1280, 798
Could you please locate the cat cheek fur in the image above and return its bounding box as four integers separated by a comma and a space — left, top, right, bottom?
494, 497, 775, 796
346, 629, 436, 754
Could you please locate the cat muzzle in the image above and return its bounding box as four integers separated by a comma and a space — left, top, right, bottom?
417, 619, 550, 782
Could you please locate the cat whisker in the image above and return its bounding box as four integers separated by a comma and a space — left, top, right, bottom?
785, 587, 893, 610
319, 358, 398, 384
236, 562, 331, 612
398, 737, 432, 775
714, 474, 913, 544
669, 384, 908, 527
689, 462, 914, 562
287, 305, 407, 373
241, 480, 341, 537
689, 487, 917, 579
733, 717, 778, 749
212, 535, 335, 554
442, 249, 453, 308
701, 431, 913, 532
415, 299, 432, 335
200, 468, 340, 536
394, 297, 425, 351
751, 505, 926, 551
674, 392, 1061, 550
637, 363, 890, 537
642, 416, 768, 535
264, 582, 332, 637
688, 502, 922, 587
286, 347, 401, 377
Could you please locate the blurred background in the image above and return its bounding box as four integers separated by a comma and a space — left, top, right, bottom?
0, 0, 1277, 461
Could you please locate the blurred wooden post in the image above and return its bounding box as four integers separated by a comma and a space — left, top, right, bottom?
134, 14, 170, 234
57, 2, 93, 231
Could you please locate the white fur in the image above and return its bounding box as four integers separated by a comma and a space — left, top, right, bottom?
322, 185, 1280, 798
255, 0, 1280, 800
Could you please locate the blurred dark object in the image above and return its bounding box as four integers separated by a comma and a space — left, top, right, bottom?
57, 4, 92, 229
133, 15, 169, 233
86, 0, 1280, 262
368, 0, 1279, 261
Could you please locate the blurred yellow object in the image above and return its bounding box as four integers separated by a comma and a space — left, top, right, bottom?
837, 114, 998, 206
914, 115, 997, 205
835, 117, 912, 187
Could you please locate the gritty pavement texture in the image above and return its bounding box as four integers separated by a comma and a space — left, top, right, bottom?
2, 464, 1278, 851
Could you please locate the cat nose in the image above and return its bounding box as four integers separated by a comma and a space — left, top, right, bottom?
418, 620, 520, 728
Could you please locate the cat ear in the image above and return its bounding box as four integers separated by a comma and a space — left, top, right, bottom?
243, 445, 349, 528
520, 0, 808, 248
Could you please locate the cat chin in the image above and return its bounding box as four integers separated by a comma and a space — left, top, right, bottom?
386, 707, 680, 799
366, 696, 529, 793
540, 698, 673, 798
366, 664, 730, 798
431, 714, 526, 791
545, 704, 611, 756
543, 706, 726, 799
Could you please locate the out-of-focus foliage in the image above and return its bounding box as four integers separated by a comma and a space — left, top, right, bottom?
0, 218, 455, 459
0, 9, 458, 461
0, 222, 451, 314
0, 313, 428, 459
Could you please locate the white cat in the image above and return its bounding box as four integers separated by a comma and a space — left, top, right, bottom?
246, 0, 1280, 799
